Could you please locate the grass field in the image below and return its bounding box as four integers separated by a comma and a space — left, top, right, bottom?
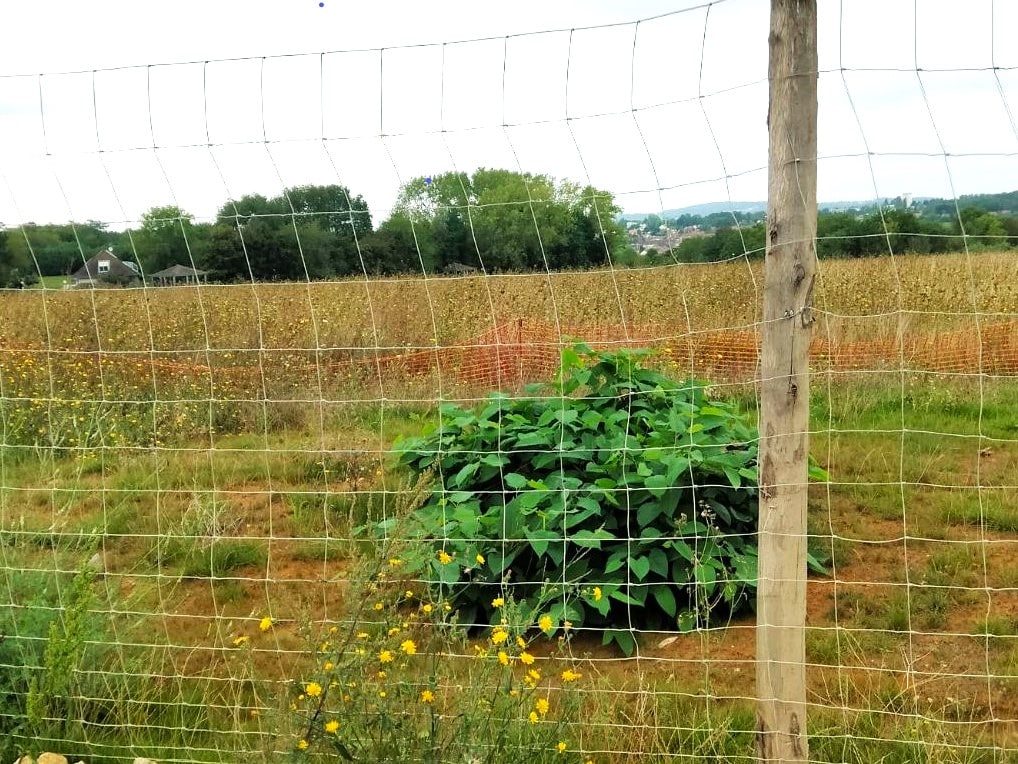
34, 275, 73, 289
0, 253, 1015, 762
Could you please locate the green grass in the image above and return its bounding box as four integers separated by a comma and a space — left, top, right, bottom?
30, 275, 73, 289
2, 376, 1016, 759
942, 489, 1018, 533
179, 540, 267, 578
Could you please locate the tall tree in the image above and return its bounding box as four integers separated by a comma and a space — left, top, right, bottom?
134, 205, 203, 275
4, 221, 124, 277
390, 169, 628, 273
205, 184, 374, 282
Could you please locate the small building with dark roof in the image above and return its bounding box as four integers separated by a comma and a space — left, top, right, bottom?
72, 249, 141, 287
150, 264, 208, 286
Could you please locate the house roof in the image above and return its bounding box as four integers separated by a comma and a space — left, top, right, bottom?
72, 249, 140, 281
150, 264, 208, 279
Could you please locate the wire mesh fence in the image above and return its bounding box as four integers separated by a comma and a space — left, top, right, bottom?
0, 1, 1015, 762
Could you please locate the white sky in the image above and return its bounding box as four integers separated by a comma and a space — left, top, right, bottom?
1, 0, 1016, 228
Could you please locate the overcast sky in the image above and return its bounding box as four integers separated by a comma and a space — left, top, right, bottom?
1, 0, 1016, 228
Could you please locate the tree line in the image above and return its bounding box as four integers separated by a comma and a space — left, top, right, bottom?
2, 174, 1016, 288
642, 206, 1017, 265
0, 169, 631, 287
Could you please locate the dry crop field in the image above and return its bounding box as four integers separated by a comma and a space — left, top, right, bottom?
0, 252, 1016, 762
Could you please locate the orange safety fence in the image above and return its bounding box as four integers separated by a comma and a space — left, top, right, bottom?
1, 318, 1015, 400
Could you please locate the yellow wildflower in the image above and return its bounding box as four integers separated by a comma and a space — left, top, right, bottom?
593, 586, 603, 601
373, 602, 384, 612
324, 719, 339, 734
438, 550, 453, 565
388, 558, 403, 567
405, 590, 414, 599
305, 682, 323, 697
297, 739, 309, 750
323, 661, 334, 671
516, 636, 526, 649
422, 603, 434, 614
491, 628, 509, 645
491, 597, 505, 608
561, 669, 581, 682
420, 689, 435, 704
356, 631, 370, 640
536, 697, 550, 715
520, 651, 535, 665
498, 651, 510, 666
475, 553, 486, 565
259, 616, 273, 631
528, 710, 539, 724
538, 614, 553, 632
400, 639, 417, 655
379, 650, 394, 663
557, 741, 567, 754
232, 635, 249, 647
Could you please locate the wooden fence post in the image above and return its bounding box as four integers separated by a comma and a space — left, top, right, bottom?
756, 0, 818, 761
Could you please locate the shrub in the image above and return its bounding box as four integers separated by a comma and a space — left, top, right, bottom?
386, 344, 826, 654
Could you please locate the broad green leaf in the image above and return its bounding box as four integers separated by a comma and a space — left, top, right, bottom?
629, 555, 651, 581
449, 462, 478, 489
647, 547, 669, 577
503, 473, 528, 489
636, 501, 663, 527
604, 551, 627, 574
694, 562, 718, 594
723, 467, 741, 489
570, 528, 613, 549
651, 585, 678, 617
603, 628, 637, 657
525, 529, 559, 557
644, 473, 671, 498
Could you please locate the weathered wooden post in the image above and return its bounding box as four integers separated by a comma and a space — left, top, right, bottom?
756, 0, 818, 761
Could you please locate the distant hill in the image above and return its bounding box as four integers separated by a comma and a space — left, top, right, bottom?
623, 191, 1016, 221
621, 202, 765, 220
623, 200, 893, 220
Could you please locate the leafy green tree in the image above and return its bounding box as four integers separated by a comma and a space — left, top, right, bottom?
957, 206, 1007, 248
133, 206, 204, 275
674, 223, 765, 262
285, 184, 372, 237
0, 226, 30, 287
360, 213, 436, 275
642, 213, 663, 234
4, 221, 124, 277
998, 214, 1018, 243
391, 169, 628, 273
205, 184, 373, 281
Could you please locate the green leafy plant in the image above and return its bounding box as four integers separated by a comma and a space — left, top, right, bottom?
385, 344, 827, 655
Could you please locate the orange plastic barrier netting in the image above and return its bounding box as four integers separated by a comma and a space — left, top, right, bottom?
369, 318, 1018, 391
1, 319, 1014, 403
